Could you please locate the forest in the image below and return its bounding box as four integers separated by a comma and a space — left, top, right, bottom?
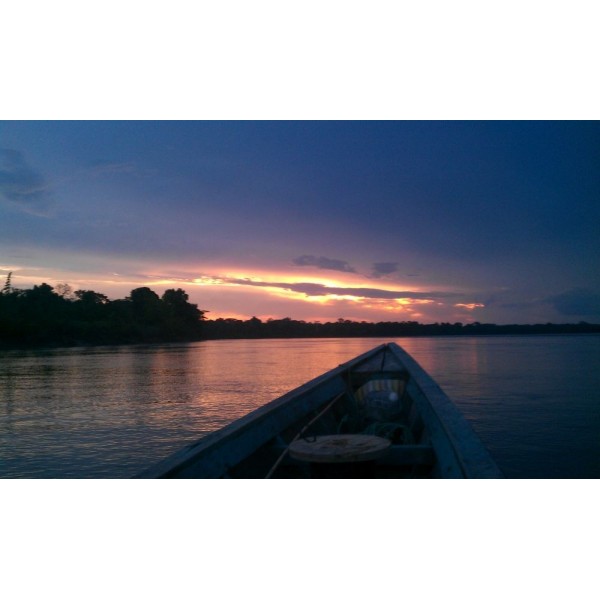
1, 274, 599, 348
0, 275, 205, 346
202, 316, 600, 339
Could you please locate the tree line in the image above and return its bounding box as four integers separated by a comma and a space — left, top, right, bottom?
202, 316, 600, 339
1, 273, 598, 348
0, 274, 205, 346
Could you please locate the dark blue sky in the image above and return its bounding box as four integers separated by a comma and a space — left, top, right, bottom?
1, 120, 599, 323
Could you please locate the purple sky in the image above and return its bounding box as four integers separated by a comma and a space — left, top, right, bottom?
1, 121, 599, 324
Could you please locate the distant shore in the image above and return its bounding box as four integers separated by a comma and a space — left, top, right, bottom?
201, 318, 600, 340
1, 319, 599, 351
4, 281, 598, 350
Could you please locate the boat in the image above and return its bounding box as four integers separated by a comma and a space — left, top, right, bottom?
135, 343, 503, 478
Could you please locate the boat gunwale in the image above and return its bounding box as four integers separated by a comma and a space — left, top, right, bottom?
135, 344, 387, 478
386, 343, 503, 478
135, 342, 503, 478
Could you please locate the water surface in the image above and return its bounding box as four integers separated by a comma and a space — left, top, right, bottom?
1, 336, 598, 478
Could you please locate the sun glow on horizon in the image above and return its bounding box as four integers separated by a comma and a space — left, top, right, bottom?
3, 260, 484, 324
190, 268, 428, 292
167, 266, 466, 322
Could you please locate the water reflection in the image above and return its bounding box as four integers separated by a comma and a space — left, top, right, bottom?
1, 336, 599, 478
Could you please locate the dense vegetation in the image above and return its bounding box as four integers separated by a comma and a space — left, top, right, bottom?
0, 275, 205, 346
203, 317, 600, 339
1, 274, 598, 348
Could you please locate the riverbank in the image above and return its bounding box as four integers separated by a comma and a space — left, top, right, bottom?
2, 320, 600, 351
202, 318, 600, 339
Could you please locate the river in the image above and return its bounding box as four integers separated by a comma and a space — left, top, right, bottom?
1, 335, 599, 478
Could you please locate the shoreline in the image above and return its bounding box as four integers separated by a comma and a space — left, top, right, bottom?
1, 325, 599, 352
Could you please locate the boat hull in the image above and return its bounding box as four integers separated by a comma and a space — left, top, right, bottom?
135, 343, 502, 478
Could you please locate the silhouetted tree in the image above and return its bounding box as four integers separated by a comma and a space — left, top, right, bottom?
129, 286, 160, 306
161, 288, 204, 339
74, 290, 110, 304
2, 272, 12, 295
129, 286, 159, 318
2, 278, 599, 348
16, 284, 69, 342
55, 283, 75, 299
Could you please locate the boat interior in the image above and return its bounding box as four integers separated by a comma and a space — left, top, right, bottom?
231, 357, 438, 478
136, 343, 500, 478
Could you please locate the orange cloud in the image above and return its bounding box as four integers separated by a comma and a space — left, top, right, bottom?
454, 303, 485, 310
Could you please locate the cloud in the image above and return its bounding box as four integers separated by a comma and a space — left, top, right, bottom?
371, 262, 399, 278
454, 303, 485, 310
293, 255, 356, 273
0, 149, 53, 216
546, 288, 600, 316
224, 277, 461, 301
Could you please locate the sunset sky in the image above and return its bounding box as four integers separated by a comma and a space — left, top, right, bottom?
1, 120, 599, 324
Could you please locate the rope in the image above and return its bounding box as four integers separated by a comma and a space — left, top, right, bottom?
264, 391, 345, 479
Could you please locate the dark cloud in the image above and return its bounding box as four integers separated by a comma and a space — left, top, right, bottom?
227, 277, 460, 301
293, 255, 356, 273
0, 149, 53, 216
371, 262, 399, 278
546, 288, 600, 316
